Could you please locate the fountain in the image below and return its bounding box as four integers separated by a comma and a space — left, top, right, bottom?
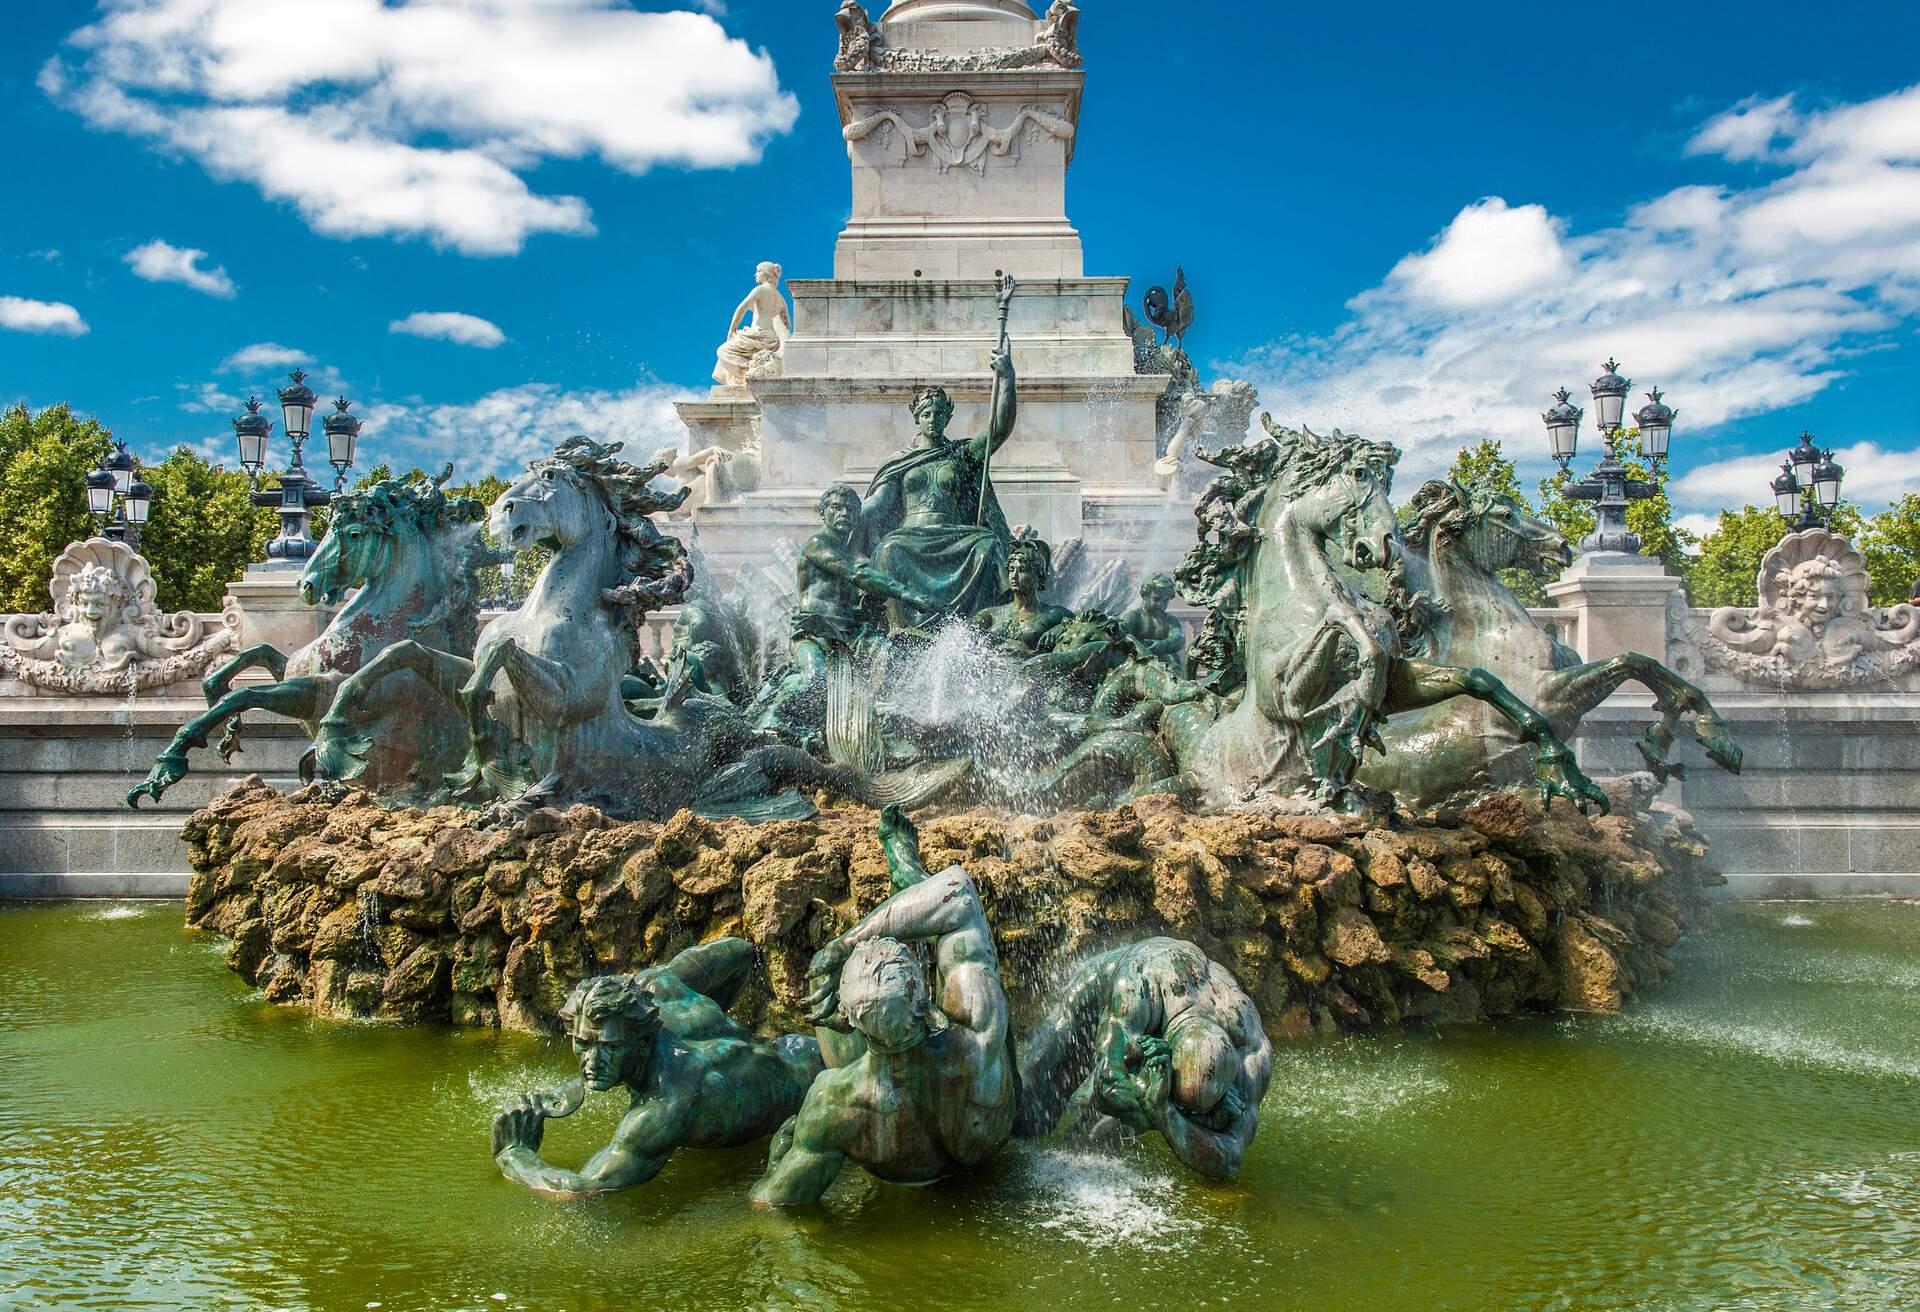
145, 0, 1744, 1214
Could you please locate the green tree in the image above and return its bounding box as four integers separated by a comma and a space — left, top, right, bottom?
0, 403, 113, 613
1536, 429, 1695, 580
1684, 501, 1864, 608
137, 448, 278, 612
1857, 494, 1920, 606
1442, 437, 1550, 605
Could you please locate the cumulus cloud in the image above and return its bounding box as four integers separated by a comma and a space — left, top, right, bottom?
0, 296, 88, 335
389, 311, 507, 348
359, 380, 701, 479
43, 0, 798, 256
1384, 199, 1566, 309
220, 342, 310, 372
1228, 81, 1920, 499
125, 238, 236, 297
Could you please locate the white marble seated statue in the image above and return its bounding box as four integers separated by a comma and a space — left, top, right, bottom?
713, 261, 791, 392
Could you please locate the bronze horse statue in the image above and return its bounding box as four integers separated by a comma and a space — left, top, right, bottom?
1362, 475, 1740, 805
128, 468, 489, 809
1163, 420, 1608, 815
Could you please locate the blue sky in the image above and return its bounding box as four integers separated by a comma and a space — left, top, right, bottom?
5, 0, 1920, 537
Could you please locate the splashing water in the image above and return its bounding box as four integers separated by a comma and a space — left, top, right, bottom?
1011, 1148, 1232, 1253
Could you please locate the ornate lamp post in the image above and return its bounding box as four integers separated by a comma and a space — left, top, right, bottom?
322, 397, 362, 494
231, 370, 356, 565
1543, 358, 1675, 557
1768, 431, 1845, 532
83, 439, 154, 551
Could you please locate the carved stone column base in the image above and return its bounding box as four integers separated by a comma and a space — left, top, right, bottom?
226, 567, 330, 661
1544, 552, 1684, 663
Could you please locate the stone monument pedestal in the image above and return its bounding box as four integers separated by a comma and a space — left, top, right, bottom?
676, 0, 1193, 592
226, 566, 329, 660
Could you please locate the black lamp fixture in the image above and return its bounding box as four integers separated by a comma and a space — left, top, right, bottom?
1769, 431, 1846, 532
1543, 358, 1676, 557
230, 369, 355, 566
84, 439, 152, 551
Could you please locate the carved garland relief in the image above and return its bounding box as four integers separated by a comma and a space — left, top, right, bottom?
843, 91, 1075, 175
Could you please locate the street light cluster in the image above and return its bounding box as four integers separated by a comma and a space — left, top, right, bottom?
1542, 358, 1674, 557
230, 370, 361, 566
84, 439, 153, 551
1769, 432, 1845, 532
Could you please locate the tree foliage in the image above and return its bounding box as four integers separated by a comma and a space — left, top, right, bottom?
1686, 502, 1865, 608
0, 404, 281, 614
1442, 438, 1551, 605
1857, 493, 1920, 606
138, 448, 278, 613
0, 404, 113, 613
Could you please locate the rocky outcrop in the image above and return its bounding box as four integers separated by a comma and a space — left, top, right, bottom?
182, 777, 1722, 1038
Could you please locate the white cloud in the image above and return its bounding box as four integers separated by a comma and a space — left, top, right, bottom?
1673, 440, 1920, 512
1684, 94, 1801, 163
1384, 198, 1566, 309
1672, 512, 1721, 548
44, 0, 798, 256
125, 238, 236, 297
176, 380, 245, 414
220, 342, 310, 372
1229, 81, 1920, 495
388, 311, 506, 349
0, 296, 88, 335
359, 380, 700, 480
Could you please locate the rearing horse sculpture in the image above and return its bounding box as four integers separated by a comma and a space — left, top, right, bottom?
319, 437, 966, 821
1361, 476, 1741, 805
127, 469, 489, 808
317, 438, 706, 816
1164, 420, 1608, 815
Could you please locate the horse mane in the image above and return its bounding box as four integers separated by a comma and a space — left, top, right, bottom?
1401, 475, 1509, 560
330, 465, 489, 651
1256, 414, 1400, 496
540, 436, 693, 616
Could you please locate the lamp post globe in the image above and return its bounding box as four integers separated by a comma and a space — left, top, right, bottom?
124, 471, 153, 527
1634, 388, 1675, 463
1812, 451, 1844, 510
322, 397, 361, 492
233, 398, 272, 478
1590, 358, 1630, 435
105, 440, 135, 495
1788, 431, 1822, 490
277, 369, 317, 444
85, 465, 116, 521
1771, 464, 1800, 517
1543, 388, 1582, 468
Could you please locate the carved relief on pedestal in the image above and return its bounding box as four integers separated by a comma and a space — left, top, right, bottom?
834, 1, 1083, 73
844, 91, 1074, 174
1666, 528, 1920, 687
0, 537, 240, 693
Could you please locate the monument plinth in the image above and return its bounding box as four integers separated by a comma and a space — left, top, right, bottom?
680, 0, 1188, 589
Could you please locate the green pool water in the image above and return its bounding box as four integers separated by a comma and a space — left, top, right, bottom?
2, 900, 1916, 1312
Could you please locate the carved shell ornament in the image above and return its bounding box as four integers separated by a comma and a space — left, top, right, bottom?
1685, 528, 1920, 687
0, 537, 239, 693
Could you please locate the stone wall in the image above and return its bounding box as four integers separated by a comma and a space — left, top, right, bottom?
0, 699, 305, 895
182, 778, 1721, 1040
